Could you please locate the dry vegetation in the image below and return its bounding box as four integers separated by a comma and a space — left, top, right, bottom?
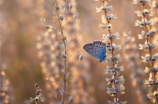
1, 0, 158, 104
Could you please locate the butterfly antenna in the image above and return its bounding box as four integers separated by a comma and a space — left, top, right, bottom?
93, 60, 100, 69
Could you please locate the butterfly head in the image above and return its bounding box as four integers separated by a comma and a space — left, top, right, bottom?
99, 60, 103, 62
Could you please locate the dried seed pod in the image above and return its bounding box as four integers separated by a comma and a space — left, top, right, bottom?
63, 54, 66, 58
69, 4, 73, 9
45, 25, 51, 29
79, 55, 83, 61
68, 96, 74, 103
60, 16, 64, 21
63, 35, 66, 40
56, 5, 60, 10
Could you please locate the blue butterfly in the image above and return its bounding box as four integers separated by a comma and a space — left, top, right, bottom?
83, 41, 106, 62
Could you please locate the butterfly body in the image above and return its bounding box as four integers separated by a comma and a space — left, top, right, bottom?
83, 41, 106, 62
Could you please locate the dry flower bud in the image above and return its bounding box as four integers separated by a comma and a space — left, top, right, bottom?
106, 76, 115, 85
99, 24, 107, 29
145, 67, 152, 73
143, 9, 153, 16
105, 66, 115, 75
45, 25, 51, 29
107, 14, 116, 20
138, 31, 146, 39
102, 14, 116, 23
112, 33, 120, 40
141, 54, 150, 63
68, 96, 74, 103
117, 86, 125, 94
135, 9, 153, 17
79, 55, 83, 61
60, 16, 64, 21
152, 0, 156, 7
96, 6, 104, 12
105, 56, 112, 63
113, 44, 121, 51
30, 84, 44, 103
151, 53, 158, 62
106, 6, 113, 11
146, 20, 153, 25
133, 0, 151, 4
136, 19, 153, 27
135, 20, 145, 27
63, 54, 66, 58
103, 34, 110, 42
107, 46, 113, 52
116, 76, 125, 84
115, 65, 124, 71
56, 5, 60, 10
113, 54, 121, 62
150, 43, 157, 49
146, 30, 155, 38
139, 44, 149, 50
107, 24, 112, 29
107, 87, 116, 96
153, 91, 158, 97
154, 66, 158, 72
69, 4, 73, 9
35, 84, 39, 88
96, 6, 112, 12
63, 35, 66, 40
35, 97, 39, 102
145, 79, 154, 85
135, 11, 143, 17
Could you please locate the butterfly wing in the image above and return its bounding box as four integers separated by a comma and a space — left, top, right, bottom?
83, 41, 106, 61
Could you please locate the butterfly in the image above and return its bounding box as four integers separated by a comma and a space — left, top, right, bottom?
83, 40, 106, 62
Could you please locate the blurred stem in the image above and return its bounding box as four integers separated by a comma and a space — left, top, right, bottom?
154, 0, 158, 19
141, 3, 158, 104
0, 26, 3, 102
55, 0, 67, 104
102, 1, 118, 103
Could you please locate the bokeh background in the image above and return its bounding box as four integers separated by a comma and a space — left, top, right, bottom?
0, 0, 155, 104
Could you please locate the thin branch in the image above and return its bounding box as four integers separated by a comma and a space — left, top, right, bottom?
55, 0, 67, 104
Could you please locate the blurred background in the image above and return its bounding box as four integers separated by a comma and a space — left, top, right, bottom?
0, 0, 155, 104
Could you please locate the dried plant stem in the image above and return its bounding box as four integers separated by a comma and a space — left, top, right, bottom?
153, 0, 158, 33
141, 3, 158, 104
55, 1, 67, 104
102, 1, 118, 103
154, 0, 158, 17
